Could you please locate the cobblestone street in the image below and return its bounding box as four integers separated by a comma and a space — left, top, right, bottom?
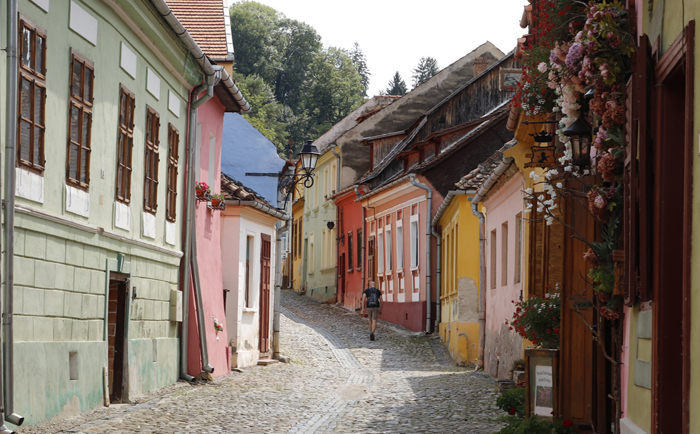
28, 290, 504, 434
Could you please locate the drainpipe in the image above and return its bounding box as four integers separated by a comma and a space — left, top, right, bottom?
409, 174, 433, 333
470, 157, 513, 368
2, 0, 24, 429
331, 145, 341, 301
429, 190, 469, 334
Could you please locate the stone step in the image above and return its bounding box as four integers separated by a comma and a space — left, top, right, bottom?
257, 358, 280, 366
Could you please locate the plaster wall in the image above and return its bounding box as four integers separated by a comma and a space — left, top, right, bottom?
362, 177, 440, 332
290, 198, 305, 291
335, 192, 365, 310
221, 207, 278, 368
187, 96, 230, 377
303, 151, 337, 301
482, 174, 525, 378
621, 305, 652, 433
5, 0, 191, 426
438, 195, 481, 365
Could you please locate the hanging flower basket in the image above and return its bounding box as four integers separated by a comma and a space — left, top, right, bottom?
195, 182, 211, 202
208, 194, 226, 211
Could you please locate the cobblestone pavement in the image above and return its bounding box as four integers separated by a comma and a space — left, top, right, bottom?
25, 290, 505, 434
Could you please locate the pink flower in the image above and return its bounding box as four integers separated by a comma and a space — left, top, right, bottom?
594, 195, 606, 209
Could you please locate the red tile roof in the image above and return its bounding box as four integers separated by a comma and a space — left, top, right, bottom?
165, 0, 230, 60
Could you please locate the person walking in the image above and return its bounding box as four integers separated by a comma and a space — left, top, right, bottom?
361, 281, 382, 341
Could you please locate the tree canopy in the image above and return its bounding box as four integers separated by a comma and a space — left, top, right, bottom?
230, 1, 368, 155
385, 72, 408, 96
411, 57, 439, 88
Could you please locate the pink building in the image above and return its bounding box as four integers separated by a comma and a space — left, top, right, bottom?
167, 0, 251, 378
472, 151, 525, 379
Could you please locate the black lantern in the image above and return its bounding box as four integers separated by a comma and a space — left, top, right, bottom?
299, 139, 320, 173
563, 117, 592, 167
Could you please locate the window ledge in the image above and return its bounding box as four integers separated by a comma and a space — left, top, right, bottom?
242, 307, 256, 313
410, 266, 419, 272
312, 207, 320, 213
346, 268, 354, 273
321, 266, 335, 272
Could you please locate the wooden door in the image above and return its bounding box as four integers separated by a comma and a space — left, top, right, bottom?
367, 236, 376, 283
259, 234, 272, 354
559, 188, 597, 432
107, 276, 128, 404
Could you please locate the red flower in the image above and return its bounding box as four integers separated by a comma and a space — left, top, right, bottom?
554, 328, 560, 334
563, 419, 574, 427
509, 408, 516, 415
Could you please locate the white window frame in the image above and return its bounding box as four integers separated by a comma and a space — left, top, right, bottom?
396, 220, 404, 270
377, 229, 384, 274
385, 225, 392, 272
410, 214, 419, 269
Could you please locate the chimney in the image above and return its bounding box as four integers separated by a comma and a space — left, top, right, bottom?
474, 57, 488, 76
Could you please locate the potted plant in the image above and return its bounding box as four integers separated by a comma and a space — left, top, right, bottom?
195, 182, 211, 200
210, 193, 225, 210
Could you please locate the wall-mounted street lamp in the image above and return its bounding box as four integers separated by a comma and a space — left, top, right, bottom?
563, 117, 593, 168
278, 139, 321, 208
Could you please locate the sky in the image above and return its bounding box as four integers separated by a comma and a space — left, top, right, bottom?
248, 0, 528, 96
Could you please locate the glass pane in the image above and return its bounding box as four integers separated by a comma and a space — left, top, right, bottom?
21, 28, 31, 68
144, 180, 150, 204
145, 153, 151, 178
71, 59, 82, 98
19, 121, 30, 161
82, 112, 90, 148
84, 68, 93, 102
80, 149, 88, 183
119, 94, 126, 126
34, 127, 43, 165
117, 166, 123, 195
34, 86, 44, 125
70, 105, 80, 142
36, 36, 45, 74
21, 78, 31, 119
69, 144, 79, 179
126, 137, 133, 166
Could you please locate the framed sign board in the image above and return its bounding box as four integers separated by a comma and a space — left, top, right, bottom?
525, 348, 560, 420
500, 68, 522, 91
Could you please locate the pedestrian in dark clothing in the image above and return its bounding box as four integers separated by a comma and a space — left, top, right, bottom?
361, 281, 382, 341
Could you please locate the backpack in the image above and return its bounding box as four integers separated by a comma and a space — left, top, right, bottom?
367, 288, 380, 307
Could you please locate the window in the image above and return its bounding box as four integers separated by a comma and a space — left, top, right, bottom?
143, 107, 160, 213
501, 222, 509, 286
410, 218, 419, 268
67, 51, 94, 189
245, 236, 253, 308
385, 228, 393, 272
308, 234, 315, 273
357, 229, 362, 269
347, 231, 354, 270
116, 85, 135, 203
377, 231, 384, 273
490, 229, 497, 289
397, 224, 404, 269
297, 219, 303, 258
18, 18, 47, 173
166, 125, 179, 222
515, 214, 523, 284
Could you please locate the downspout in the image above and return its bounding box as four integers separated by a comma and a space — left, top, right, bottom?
2, 0, 24, 428
470, 157, 513, 368
409, 174, 433, 333
430, 190, 469, 334
331, 145, 341, 300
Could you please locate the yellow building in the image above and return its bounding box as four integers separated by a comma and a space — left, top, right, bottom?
289, 159, 305, 292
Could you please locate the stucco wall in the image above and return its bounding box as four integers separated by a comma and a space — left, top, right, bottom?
336, 192, 365, 310
221, 207, 278, 368
483, 174, 524, 378
187, 96, 229, 377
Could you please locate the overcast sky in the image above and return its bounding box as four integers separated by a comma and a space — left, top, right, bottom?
248, 0, 528, 95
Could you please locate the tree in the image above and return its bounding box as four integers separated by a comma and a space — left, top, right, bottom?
273, 18, 321, 110
349, 43, 371, 98
289, 47, 365, 145
385, 72, 407, 96
230, 72, 288, 149
411, 57, 439, 88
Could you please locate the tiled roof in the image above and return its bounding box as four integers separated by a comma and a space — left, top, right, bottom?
165, 0, 230, 59
455, 139, 518, 191
221, 173, 274, 208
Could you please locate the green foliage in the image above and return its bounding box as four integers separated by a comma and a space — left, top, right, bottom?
411, 56, 439, 88
497, 387, 526, 419
496, 417, 577, 434
349, 43, 371, 98
230, 1, 366, 156
385, 71, 407, 96
230, 72, 288, 148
